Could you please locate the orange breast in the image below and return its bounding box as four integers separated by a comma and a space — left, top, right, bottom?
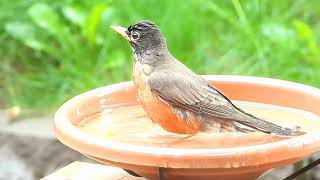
133, 61, 200, 134
137, 86, 200, 134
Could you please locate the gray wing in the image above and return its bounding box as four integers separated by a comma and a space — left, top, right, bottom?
148, 70, 245, 121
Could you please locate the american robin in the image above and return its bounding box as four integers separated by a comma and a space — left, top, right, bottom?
111, 20, 303, 136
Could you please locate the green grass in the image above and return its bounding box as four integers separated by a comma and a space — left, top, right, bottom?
1, 0, 320, 114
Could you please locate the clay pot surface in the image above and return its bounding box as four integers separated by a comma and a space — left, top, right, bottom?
54, 76, 320, 180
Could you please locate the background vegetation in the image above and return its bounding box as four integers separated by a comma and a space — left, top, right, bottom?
1, 0, 320, 115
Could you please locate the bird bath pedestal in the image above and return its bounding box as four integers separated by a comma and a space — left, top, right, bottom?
54, 76, 320, 180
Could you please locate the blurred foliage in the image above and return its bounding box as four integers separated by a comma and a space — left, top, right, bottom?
1, 0, 320, 113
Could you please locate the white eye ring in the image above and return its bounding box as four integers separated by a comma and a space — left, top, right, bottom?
131, 31, 140, 40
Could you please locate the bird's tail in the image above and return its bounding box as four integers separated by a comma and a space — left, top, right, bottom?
235, 112, 305, 136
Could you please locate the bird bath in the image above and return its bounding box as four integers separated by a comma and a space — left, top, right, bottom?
54, 75, 320, 180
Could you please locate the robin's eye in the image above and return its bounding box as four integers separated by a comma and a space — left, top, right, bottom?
131, 32, 140, 40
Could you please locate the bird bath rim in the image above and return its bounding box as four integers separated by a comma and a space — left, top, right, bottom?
54, 75, 320, 168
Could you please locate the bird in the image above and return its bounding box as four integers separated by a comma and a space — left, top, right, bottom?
111, 20, 303, 136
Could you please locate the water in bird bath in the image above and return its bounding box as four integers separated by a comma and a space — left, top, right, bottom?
76, 101, 320, 149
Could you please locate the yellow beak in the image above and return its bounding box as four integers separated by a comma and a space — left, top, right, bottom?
110, 26, 130, 41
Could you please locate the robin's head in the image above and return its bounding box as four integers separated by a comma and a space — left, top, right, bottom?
111, 21, 167, 54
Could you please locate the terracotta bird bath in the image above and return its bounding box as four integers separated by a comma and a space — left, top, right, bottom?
54, 75, 320, 180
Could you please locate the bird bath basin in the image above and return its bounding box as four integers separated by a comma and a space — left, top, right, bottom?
54, 75, 320, 180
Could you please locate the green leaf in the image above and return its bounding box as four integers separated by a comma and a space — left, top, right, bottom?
292, 20, 313, 40
24, 39, 44, 50
5, 22, 35, 40
5, 21, 43, 50
84, 3, 109, 44
261, 23, 293, 42
28, 3, 64, 35
62, 5, 86, 26
292, 20, 319, 59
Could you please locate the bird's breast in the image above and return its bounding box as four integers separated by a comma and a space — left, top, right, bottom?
132, 61, 201, 134
133, 61, 153, 90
